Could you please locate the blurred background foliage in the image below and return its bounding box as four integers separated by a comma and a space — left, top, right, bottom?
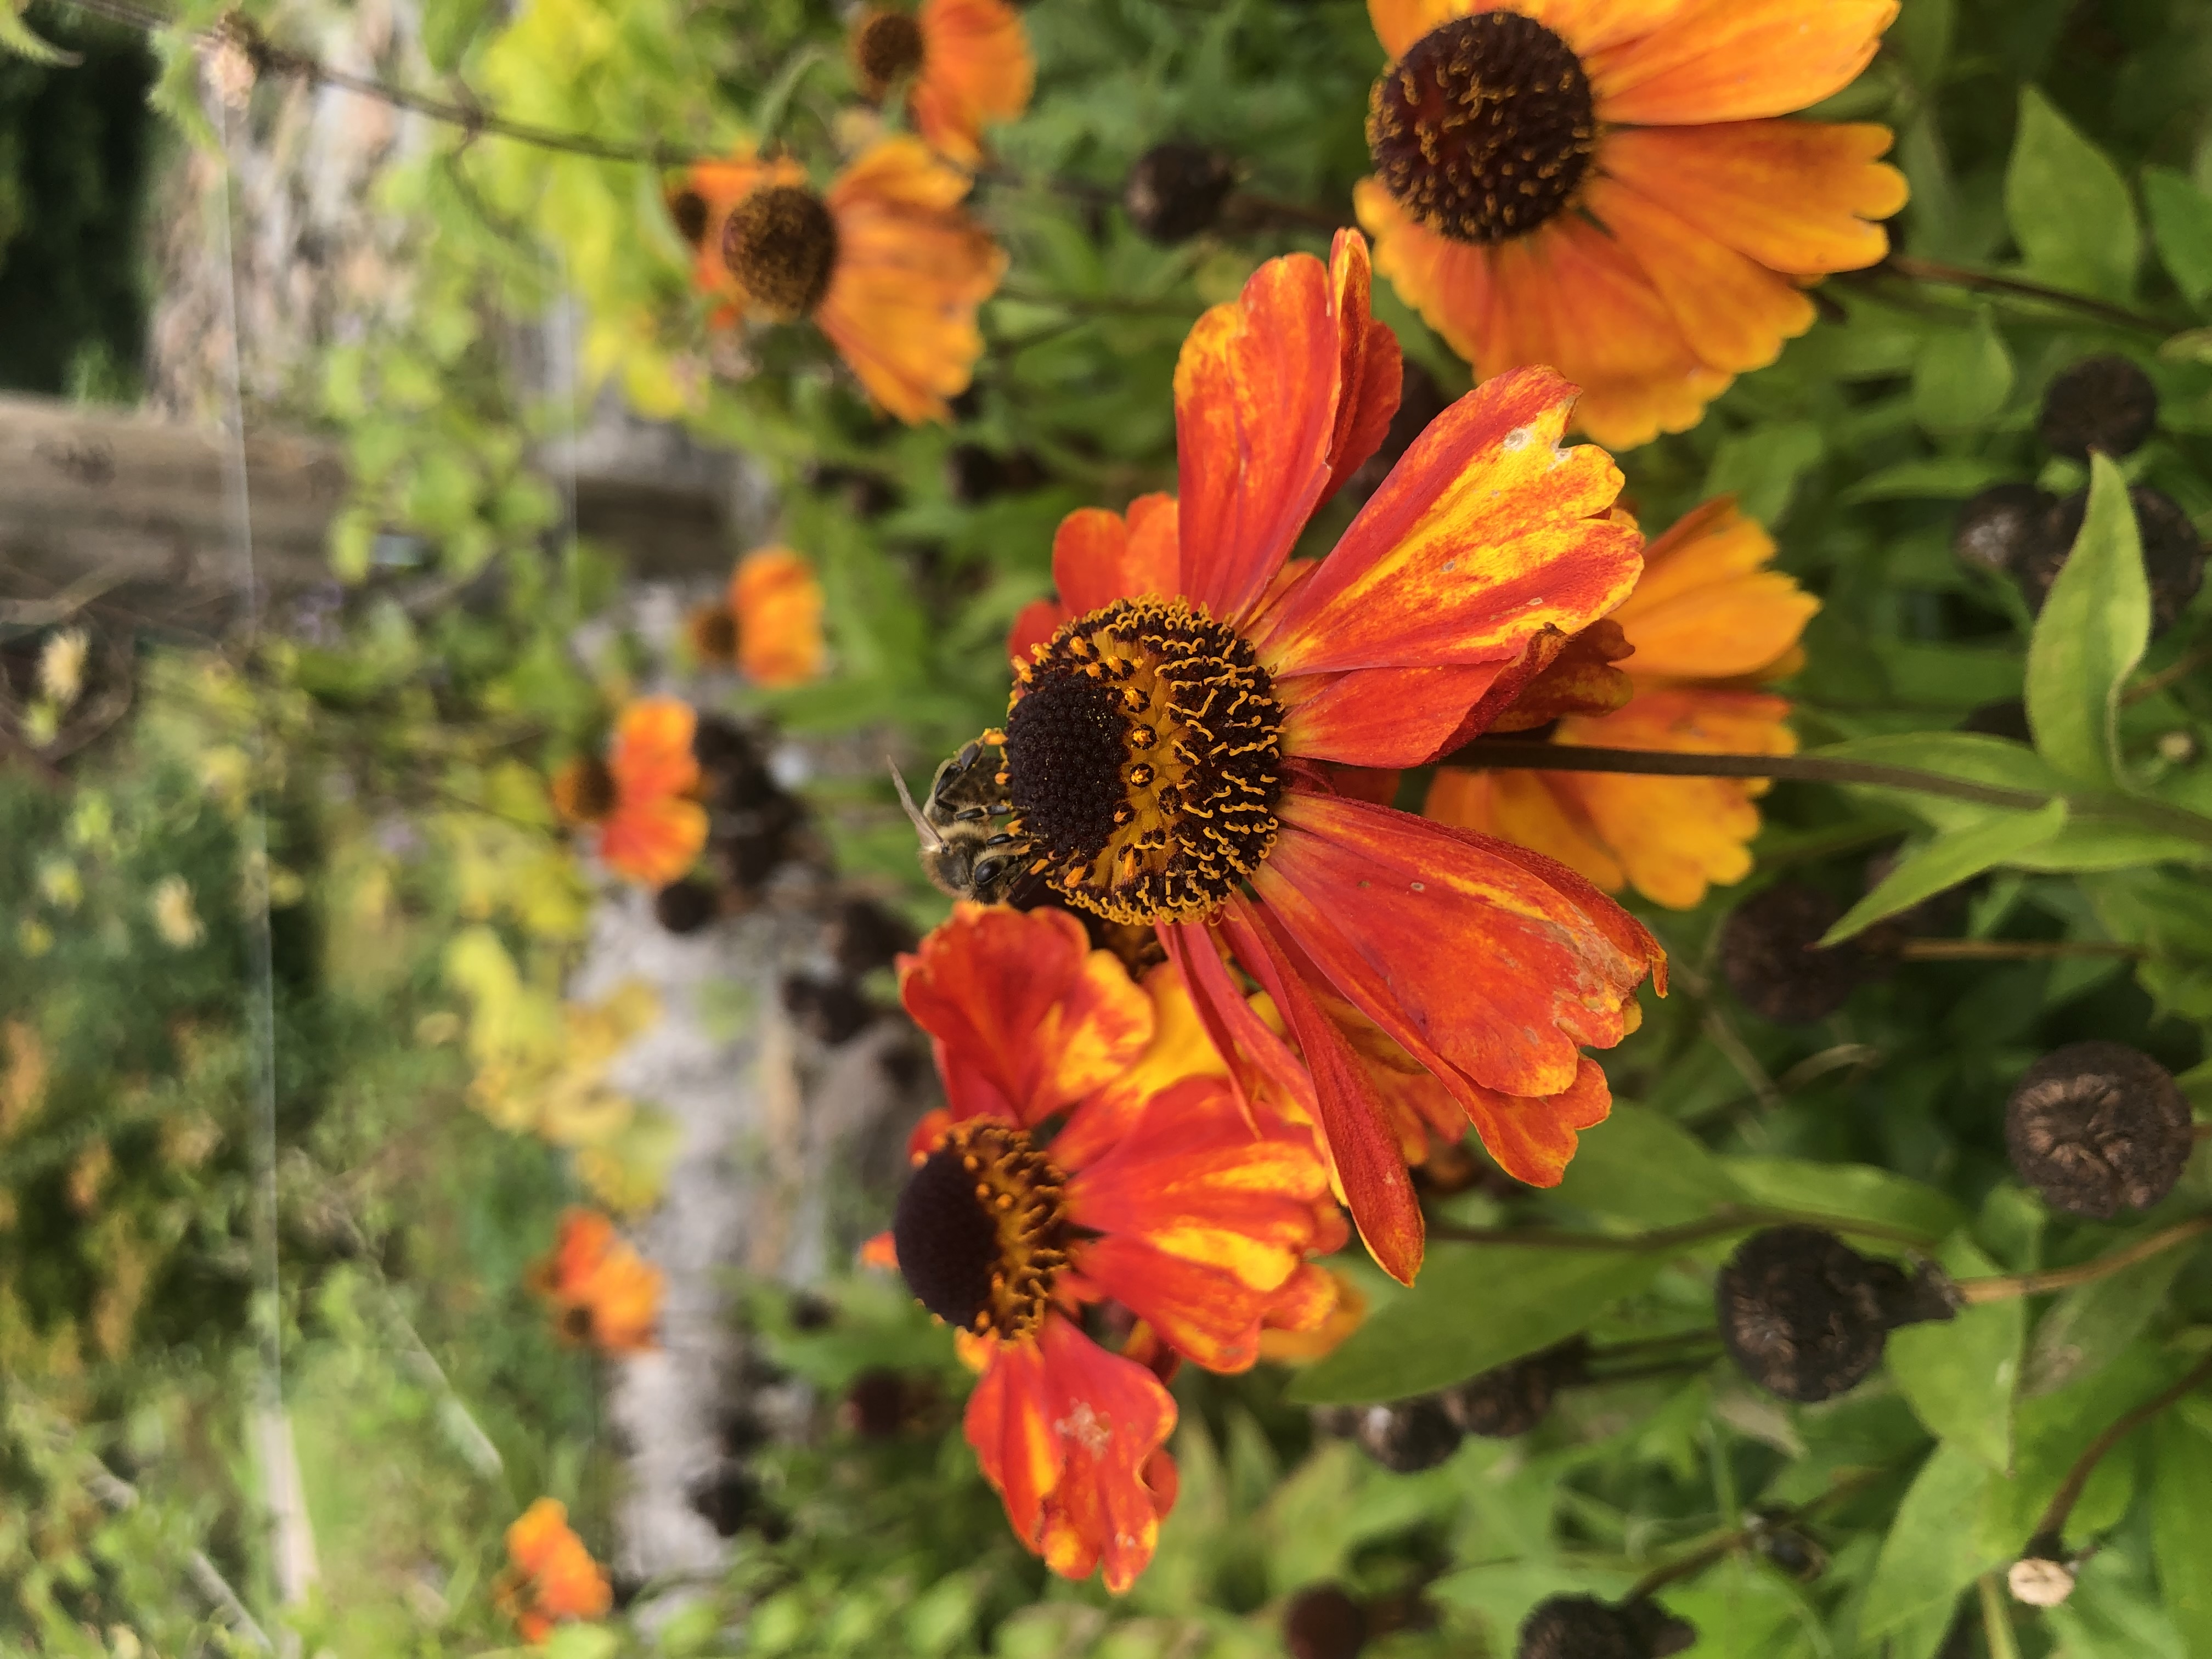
4, 0, 2212, 1652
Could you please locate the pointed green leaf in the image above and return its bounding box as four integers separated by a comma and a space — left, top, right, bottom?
1912, 311, 2014, 433
2152, 1412, 2212, 1655
1859, 1443, 2002, 1642
2144, 165, 2212, 306
1887, 1236, 2022, 1471
2024, 454, 2150, 789
1821, 800, 2068, 944
2005, 88, 2141, 298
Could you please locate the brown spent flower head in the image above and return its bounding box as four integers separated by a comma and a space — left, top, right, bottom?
723, 184, 841, 320
2038, 354, 2159, 460
668, 188, 710, 248
652, 878, 721, 936
1351, 1396, 1463, 1472
1516, 1595, 1697, 1659
1951, 483, 2055, 578
1718, 883, 1864, 1026
1717, 1227, 1959, 1403
1439, 1338, 1588, 1438
1283, 1584, 1369, 1659
2004, 1040, 2194, 1219
1124, 142, 1239, 244
2019, 484, 2206, 637
687, 602, 740, 665
844, 1366, 923, 1437
2006, 1535, 2076, 1607
853, 7, 928, 100
551, 755, 619, 825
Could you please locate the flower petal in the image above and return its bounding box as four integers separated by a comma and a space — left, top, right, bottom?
1607, 500, 1819, 681
1055, 494, 1182, 614
1319, 230, 1406, 512
599, 796, 708, 886
1483, 619, 1637, 732
608, 698, 701, 801
1589, 0, 1898, 124
731, 546, 827, 686
1424, 765, 1626, 893
1278, 663, 1513, 767
1174, 252, 1344, 623
1254, 366, 1641, 678
1054, 961, 1232, 1169
1159, 918, 1317, 1124
1587, 175, 1817, 375
1216, 895, 1426, 1285
910, 0, 1034, 166
1007, 596, 1069, 665
1600, 121, 1906, 275
899, 904, 1155, 1124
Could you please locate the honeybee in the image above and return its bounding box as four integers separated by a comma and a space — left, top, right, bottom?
890, 737, 1035, 904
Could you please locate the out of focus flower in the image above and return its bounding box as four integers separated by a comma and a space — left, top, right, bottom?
732, 547, 827, 686
673, 138, 1005, 424
1427, 498, 1817, 908
497, 1498, 612, 1643
150, 876, 205, 949
850, 0, 1034, 166
37, 629, 88, 708
529, 1207, 664, 1352
576, 699, 708, 887
1356, 0, 1905, 447
989, 233, 1661, 1282
874, 904, 1345, 1591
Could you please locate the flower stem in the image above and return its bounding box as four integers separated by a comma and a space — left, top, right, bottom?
2027, 1347, 2212, 1547
1891, 939, 2143, 961
1980, 1574, 2024, 1659
1427, 1203, 1940, 1254
1881, 253, 2176, 336
1627, 1468, 1885, 1600
1956, 1216, 2212, 1304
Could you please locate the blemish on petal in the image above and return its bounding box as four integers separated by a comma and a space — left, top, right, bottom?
1501, 426, 1533, 452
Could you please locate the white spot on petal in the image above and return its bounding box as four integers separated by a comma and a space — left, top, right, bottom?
1501, 426, 1533, 452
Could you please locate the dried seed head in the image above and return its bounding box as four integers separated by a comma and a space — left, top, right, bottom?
1440, 1338, 1587, 1438
687, 602, 740, 664
721, 183, 840, 320
1516, 1595, 1697, 1659
2007, 1536, 2076, 1607
1282, 1584, 1369, 1659
851, 7, 927, 101
2004, 1040, 2193, 1219
2019, 484, 2206, 637
652, 878, 720, 935
1351, 1397, 1463, 1472
1952, 483, 2056, 577
1124, 142, 1238, 244
1718, 883, 1864, 1026
1717, 1227, 1959, 1403
551, 755, 619, 825
2038, 354, 2159, 460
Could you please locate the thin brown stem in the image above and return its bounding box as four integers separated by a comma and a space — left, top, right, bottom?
2029, 1347, 2212, 1545
1427, 1203, 1940, 1254
1957, 1215, 2212, 1304
1628, 1468, 1886, 1601
1881, 254, 2176, 336
1439, 740, 2053, 809
1892, 939, 2143, 961
2124, 641, 2212, 706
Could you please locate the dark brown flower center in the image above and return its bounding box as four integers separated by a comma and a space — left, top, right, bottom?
853, 8, 927, 101
668, 188, 710, 249
721, 183, 840, 320
893, 1121, 1070, 1339
1003, 597, 1284, 927
1367, 12, 1597, 245
553, 755, 619, 824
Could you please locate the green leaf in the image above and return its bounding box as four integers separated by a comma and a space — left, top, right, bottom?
2025, 454, 2151, 789
2005, 88, 2142, 298
1722, 1159, 1962, 1242
0, 0, 77, 63
1858, 1443, 2001, 1643
1839, 455, 2017, 504
1700, 421, 1825, 528
1287, 1246, 1665, 1405
1820, 799, 2068, 944
2152, 1412, 2212, 1655
1886, 1235, 2023, 1471
2022, 1236, 2200, 1397
1912, 311, 2014, 433
1550, 1104, 1745, 1227
2144, 166, 2212, 306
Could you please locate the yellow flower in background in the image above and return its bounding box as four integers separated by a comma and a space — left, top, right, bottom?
37, 629, 88, 709
1356, 0, 1906, 447
1426, 497, 1819, 908
850, 0, 1035, 166
150, 877, 205, 949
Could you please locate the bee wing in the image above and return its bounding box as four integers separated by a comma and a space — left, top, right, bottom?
888, 759, 947, 850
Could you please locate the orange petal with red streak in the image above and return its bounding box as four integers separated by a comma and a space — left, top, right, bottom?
1319, 230, 1405, 511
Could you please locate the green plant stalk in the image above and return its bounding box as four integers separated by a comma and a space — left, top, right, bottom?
1628, 1468, 1886, 1601
1426, 1203, 1940, 1254
1957, 1215, 2212, 1304
1980, 1574, 2024, 1659
2027, 1347, 2212, 1548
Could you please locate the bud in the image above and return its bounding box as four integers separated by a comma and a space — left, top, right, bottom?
1351, 1397, 1462, 1473
687, 602, 739, 665
652, 878, 720, 935
1123, 142, 1238, 244
1440, 1339, 1587, 1439
1282, 1584, 1368, 1659
1516, 1595, 1696, 1659
1717, 1227, 1959, 1403
1718, 883, 1864, 1026
2006, 1535, 2076, 1607
1951, 483, 2055, 577
2037, 354, 2158, 460
2019, 484, 2206, 637
2004, 1041, 2193, 1219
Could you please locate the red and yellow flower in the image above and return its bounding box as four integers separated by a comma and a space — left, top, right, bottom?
984, 232, 1662, 1283
559, 698, 709, 888
529, 1207, 665, 1353
850, 0, 1035, 167
685, 546, 830, 687
673, 138, 1005, 425
1355, 0, 1907, 448
497, 1498, 612, 1642
875, 903, 1344, 1592
1427, 496, 1817, 907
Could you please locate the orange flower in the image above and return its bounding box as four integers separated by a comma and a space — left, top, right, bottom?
498, 1498, 612, 1642
851, 0, 1035, 167
1355, 1, 1907, 447
529, 1207, 665, 1353
596, 698, 709, 887
674, 138, 1005, 424
1426, 496, 1818, 908
878, 904, 1345, 1592
730, 546, 827, 687
978, 233, 1662, 1284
